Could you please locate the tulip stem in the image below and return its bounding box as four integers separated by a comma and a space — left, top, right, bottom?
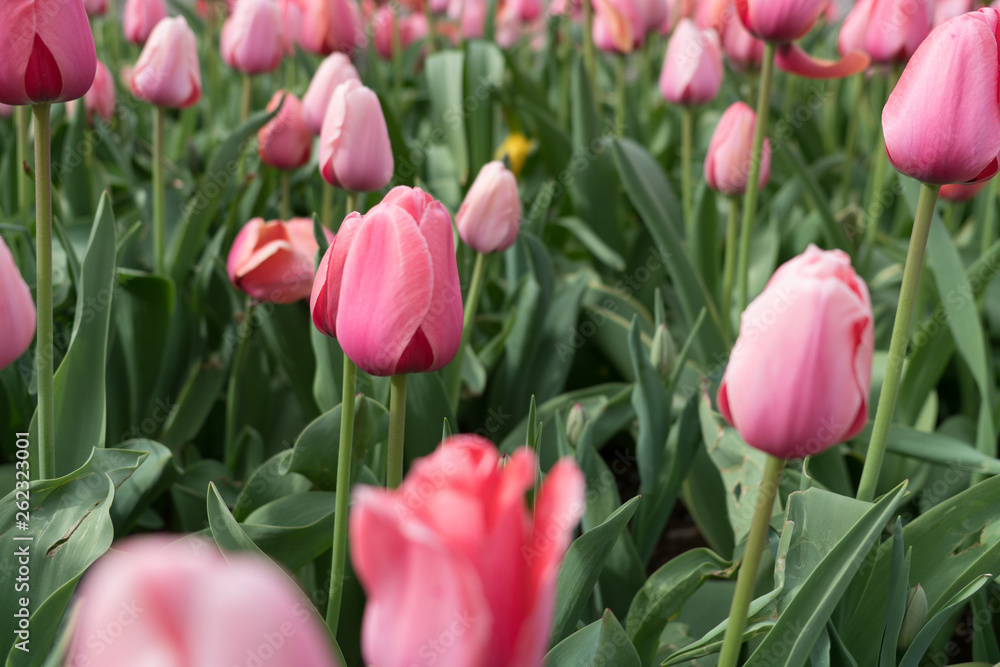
981, 177, 999, 255
346, 191, 358, 218
281, 171, 291, 220
387, 374, 408, 489
423, 0, 436, 55
153, 106, 166, 274
839, 73, 864, 206
240, 73, 252, 124
856, 182, 939, 503
33, 104, 54, 481
721, 197, 739, 345
17, 107, 31, 229
392, 9, 404, 102
326, 355, 357, 634
615, 56, 626, 137
582, 0, 597, 102
736, 42, 775, 317
681, 106, 694, 239
449, 250, 488, 411
718, 454, 785, 667
107, 0, 121, 65
224, 299, 255, 472
322, 184, 334, 229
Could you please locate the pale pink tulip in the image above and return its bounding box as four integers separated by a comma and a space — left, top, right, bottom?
131, 17, 202, 108
593, 0, 642, 52
221, 0, 285, 74
302, 53, 360, 135
838, 0, 933, 63
67, 60, 115, 124
123, 0, 168, 45
319, 80, 394, 192
0, 237, 36, 371
258, 91, 312, 170
298, 0, 363, 55
659, 19, 723, 105
228, 218, 333, 303
705, 101, 771, 195
722, 15, 765, 69
456, 161, 521, 254
374, 8, 429, 59
448, 0, 487, 40
695, 0, 733, 32
281, 0, 307, 52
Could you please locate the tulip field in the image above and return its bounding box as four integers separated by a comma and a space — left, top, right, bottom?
5, 0, 1000, 664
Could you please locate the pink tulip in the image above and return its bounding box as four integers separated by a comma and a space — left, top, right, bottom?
221, 0, 285, 75
84, 0, 107, 15
0, 0, 97, 106
515, 0, 543, 20
281, 0, 307, 52
319, 80, 394, 192
837, 0, 932, 63
258, 91, 312, 170
940, 179, 992, 202
131, 17, 202, 109
0, 237, 36, 371
722, 15, 765, 69
496, 4, 524, 47
228, 218, 333, 303
350, 435, 585, 667
302, 53, 360, 135
66, 536, 339, 667
123, 0, 168, 44
705, 101, 771, 196
448, 0, 487, 40
592, 0, 642, 53
718, 245, 873, 459
695, 0, 733, 32
659, 19, 723, 105
298, 0, 363, 55
67, 60, 115, 124
933, 0, 974, 27
374, 8, 429, 60
639, 0, 670, 32
883, 8, 1000, 184
0, 103, 12, 118
456, 161, 521, 254
310, 186, 463, 376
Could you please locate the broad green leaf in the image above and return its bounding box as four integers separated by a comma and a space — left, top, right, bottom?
465, 40, 504, 177
628, 317, 669, 497
403, 372, 454, 466
425, 50, 468, 185
240, 492, 336, 571
854, 421, 1000, 475
553, 217, 627, 271
207, 481, 268, 558
159, 353, 227, 450
547, 610, 641, 667
110, 439, 176, 532
236, 450, 311, 521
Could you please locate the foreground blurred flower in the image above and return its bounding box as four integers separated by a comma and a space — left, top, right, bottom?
705, 101, 771, 196
66, 536, 339, 666
221, 0, 285, 74
311, 186, 462, 375
258, 91, 312, 170
302, 53, 360, 135
319, 80, 394, 192
456, 161, 521, 254
67, 60, 115, 124
350, 435, 585, 667
124, 0, 168, 45
0, 0, 98, 105
0, 237, 36, 371
883, 8, 1000, 185
84, 0, 107, 15
374, 8, 428, 59
659, 19, 723, 105
229, 218, 333, 303
940, 180, 992, 202
837, 0, 932, 63
131, 17, 202, 108
299, 0, 362, 55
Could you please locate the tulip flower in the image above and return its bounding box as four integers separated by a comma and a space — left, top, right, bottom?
281, 0, 307, 52
494, 131, 533, 177
131, 17, 202, 109
66, 536, 340, 667
123, 0, 168, 45
298, 0, 363, 55
0, 237, 36, 371
448, 0, 487, 40
722, 15, 765, 70
705, 102, 771, 196
319, 80, 394, 192
221, 0, 285, 75
592, 0, 642, 53
933, 0, 974, 27
84, 0, 107, 15
695, 0, 732, 32
374, 8, 429, 59
350, 435, 585, 667
228, 218, 332, 303
659, 19, 723, 105
837, 0, 932, 63
456, 161, 521, 254
940, 180, 991, 202
302, 53, 360, 135
258, 91, 312, 171
67, 60, 116, 124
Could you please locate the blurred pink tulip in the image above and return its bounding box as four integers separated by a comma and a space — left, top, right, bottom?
883, 8, 1000, 184
593, 0, 642, 52
456, 161, 521, 254
281, 0, 307, 52
228, 218, 333, 303
258, 91, 312, 170
311, 186, 462, 376
0, 236, 36, 371
695, 0, 733, 32
722, 16, 765, 69
837, 0, 932, 63
496, 3, 524, 47
302, 53, 360, 135
131, 17, 202, 108
66, 536, 340, 667
940, 180, 992, 202
448, 0, 487, 40
84, 0, 107, 15
124, 0, 168, 44
718, 245, 874, 459
319, 80, 394, 192
374, 8, 429, 59
351, 435, 585, 667
0, 0, 97, 105
515, 0, 543, 20
933, 0, 974, 27
67, 60, 115, 124
0, 103, 11, 118
705, 101, 771, 195
659, 19, 723, 105
298, 0, 363, 55
221, 0, 285, 74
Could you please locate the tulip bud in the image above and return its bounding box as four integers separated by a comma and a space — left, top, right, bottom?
837, 0, 932, 64
258, 91, 312, 170
566, 403, 587, 445
221, 0, 285, 75
67, 60, 116, 125
124, 0, 169, 45
281, 0, 307, 53
302, 53, 360, 136
456, 161, 521, 254
736, 0, 827, 42
650, 323, 676, 378
939, 180, 992, 202
131, 17, 202, 109
659, 19, 723, 105
228, 218, 333, 303
592, 0, 642, 53
84, 0, 107, 15
448, 0, 487, 40
897, 584, 927, 653
298, 0, 363, 56
0, 236, 36, 371
319, 80, 394, 192
705, 101, 771, 196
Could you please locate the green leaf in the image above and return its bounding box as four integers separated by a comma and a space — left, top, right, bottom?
207, 481, 268, 558
110, 439, 176, 533
553, 216, 627, 271
878, 518, 910, 667
465, 40, 505, 177
159, 354, 227, 450
628, 316, 669, 497
240, 492, 337, 571
854, 420, 1000, 475
403, 372, 455, 466
425, 50, 469, 185
236, 450, 311, 521
547, 610, 641, 667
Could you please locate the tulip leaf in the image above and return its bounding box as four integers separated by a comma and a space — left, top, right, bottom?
774, 145, 851, 250
237, 450, 311, 522
579, 284, 655, 382
207, 481, 268, 558
546, 610, 641, 667
402, 371, 455, 467
898, 575, 992, 667
159, 353, 228, 450
170, 459, 238, 533
971, 590, 1000, 663
259, 302, 321, 420
58, 98, 93, 219
110, 439, 177, 533
553, 216, 627, 271
465, 40, 505, 178
627, 316, 670, 498
853, 420, 1000, 475
425, 50, 469, 186
878, 518, 910, 667
239, 492, 337, 571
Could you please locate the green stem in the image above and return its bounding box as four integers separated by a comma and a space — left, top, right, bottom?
861, 70, 899, 272
107, 0, 121, 66
33, 104, 54, 481
981, 177, 999, 255
281, 171, 291, 220
839, 74, 864, 206
224, 300, 255, 471
681, 106, 694, 239
392, 10, 404, 102
240, 73, 252, 124
615, 55, 626, 136
821, 77, 841, 155
322, 183, 334, 229
345, 191, 358, 219
856, 182, 939, 503
205, 4, 219, 122
721, 197, 739, 345
17, 106, 31, 228
718, 454, 786, 667
583, 0, 597, 102
152, 106, 166, 274
449, 251, 488, 411
735, 42, 775, 316
423, 0, 435, 54
326, 356, 357, 633
387, 374, 408, 488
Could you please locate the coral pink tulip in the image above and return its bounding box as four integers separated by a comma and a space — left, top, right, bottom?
718, 245, 873, 459
659, 19, 723, 105
67, 60, 115, 124
374, 8, 429, 59
221, 0, 285, 74
722, 16, 765, 69
883, 8, 1000, 184
311, 186, 462, 376
66, 536, 339, 667
298, 0, 362, 55
228, 218, 333, 303
123, 0, 168, 45
940, 180, 992, 202
350, 435, 585, 667
302, 53, 360, 135
84, 0, 107, 15
0, 0, 97, 106
131, 17, 202, 108
319, 80, 394, 192
456, 161, 521, 254
705, 101, 771, 196
0, 237, 36, 371
837, 0, 932, 63
258, 91, 312, 170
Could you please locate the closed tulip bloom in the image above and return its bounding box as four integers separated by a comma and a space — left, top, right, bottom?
593, 0, 642, 53
883, 8, 1000, 184
221, 0, 284, 74
718, 245, 873, 459
302, 53, 360, 135
131, 17, 202, 108
659, 20, 723, 105
837, 0, 932, 63
448, 0, 487, 40
228, 218, 333, 303
456, 161, 521, 254
281, 0, 306, 52
722, 16, 765, 70
0, 0, 98, 106
299, 0, 362, 55
67, 60, 115, 124
735, 0, 827, 42
66, 536, 339, 667
123, 0, 168, 44
319, 80, 394, 192
374, 8, 429, 59
0, 237, 36, 371
350, 435, 585, 667
258, 91, 312, 170
705, 101, 771, 195
84, 0, 107, 15
940, 180, 991, 202
311, 186, 462, 376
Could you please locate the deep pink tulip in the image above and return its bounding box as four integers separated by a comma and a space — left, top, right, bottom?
722, 15, 765, 69
883, 8, 1000, 184
123, 0, 168, 44
659, 19, 723, 105
0, 237, 36, 371
302, 53, 360, 135
228, 218, 333, 303
350, 435, 585, 667
67, 60, 115, 124
221, 0, 285, 74
0, 0, 97, 106
456, 161, 521, 254
718, 245, 873, 459
84, 0, 107, 15
0, 103, 13, 118
258, 91, 312, 170
940, 179, 992, 202
131, 17, 202, 108
66, 536, 339, 667
837, 0, 932, 63
705, 101, 771, 196
298, 0, 362, 55
374, 8, 429, 60
639, 0, 670, 32
319, 80, 394, 192
310, 186, 462, 376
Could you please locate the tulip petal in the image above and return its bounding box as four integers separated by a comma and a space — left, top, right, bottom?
0, 238, 36, 370
775, 43, 871, 79
310, 212, 363, 338
24, 36, 63, 102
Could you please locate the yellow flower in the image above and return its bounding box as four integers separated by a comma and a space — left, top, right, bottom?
494, 132, 534, 178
